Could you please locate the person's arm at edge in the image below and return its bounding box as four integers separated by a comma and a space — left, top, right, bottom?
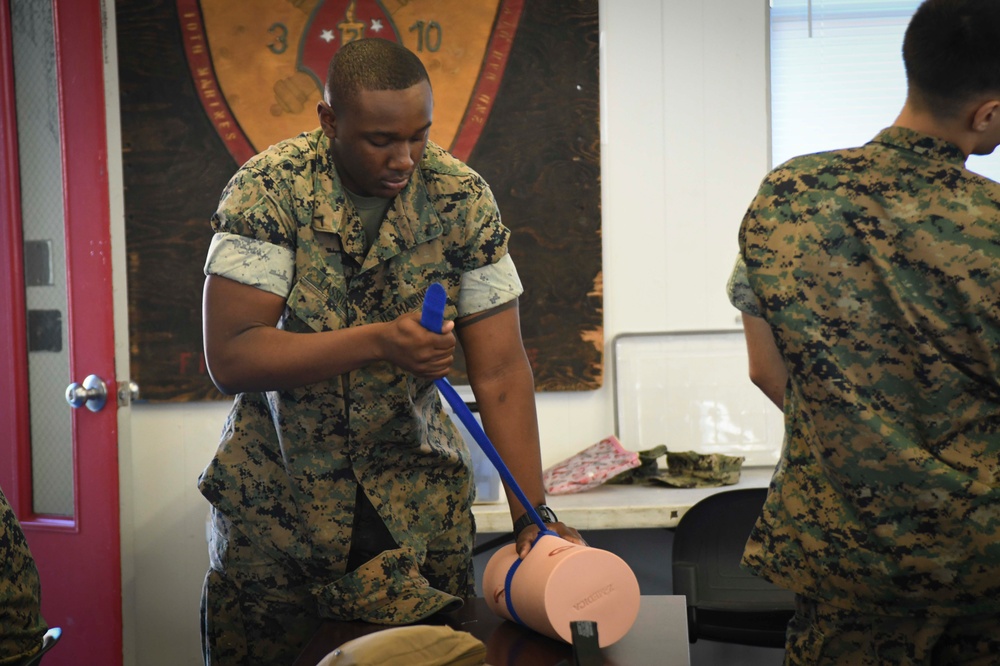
202, 274, 456, 393
456, 299, 586, 558
741, 312, 787, 410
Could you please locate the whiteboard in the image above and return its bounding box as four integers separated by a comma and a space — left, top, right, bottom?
613, 331, 784, 467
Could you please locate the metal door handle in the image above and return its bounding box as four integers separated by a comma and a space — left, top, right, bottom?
118, 380, 140, 407
65, 375, 108, 412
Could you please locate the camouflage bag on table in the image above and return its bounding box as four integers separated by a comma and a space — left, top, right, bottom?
608, 445, 744, 488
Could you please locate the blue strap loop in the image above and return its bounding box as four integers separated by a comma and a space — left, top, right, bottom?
503, 528, 558, 625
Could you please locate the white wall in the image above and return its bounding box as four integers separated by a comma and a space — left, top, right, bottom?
109, 1, 770, 663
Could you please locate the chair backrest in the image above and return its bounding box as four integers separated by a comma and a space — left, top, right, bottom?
20, 627, 62, 666
671, 487, 794, 646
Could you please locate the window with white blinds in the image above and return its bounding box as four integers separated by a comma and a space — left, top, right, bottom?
770, 0, 1000, 183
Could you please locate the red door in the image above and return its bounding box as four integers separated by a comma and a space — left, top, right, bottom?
0, 0, 122, 664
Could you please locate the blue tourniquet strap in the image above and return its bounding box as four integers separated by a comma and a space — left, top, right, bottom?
503, 528, 558, 624
419, 283, 548, 534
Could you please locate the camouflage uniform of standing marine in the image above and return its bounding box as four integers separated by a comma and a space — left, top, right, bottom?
200, 128, 521, 663
730, 124, 1000, 662
0, 486, 47, 664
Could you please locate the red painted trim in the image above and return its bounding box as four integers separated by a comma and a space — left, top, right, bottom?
176, 0, 256, 166
54, 0, 117, 521
0, 0, 33, 517
3, 2, 123, 661
53, 5, 118, 384
52, 0, 122, 661
449, 0, 525, 162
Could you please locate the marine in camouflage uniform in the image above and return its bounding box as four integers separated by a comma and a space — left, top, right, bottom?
0, 486, 47, 664
198, 39, 583, 666
730, 124, 1000, 663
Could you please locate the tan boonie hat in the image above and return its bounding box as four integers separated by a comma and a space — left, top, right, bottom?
316, 625, 486, 666
654, 450, 745, 488
314, 547, 464, 625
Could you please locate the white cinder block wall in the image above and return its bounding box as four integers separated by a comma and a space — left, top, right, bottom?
105, 1, 770, 663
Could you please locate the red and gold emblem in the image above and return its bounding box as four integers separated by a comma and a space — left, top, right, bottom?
176, 0, 523, 165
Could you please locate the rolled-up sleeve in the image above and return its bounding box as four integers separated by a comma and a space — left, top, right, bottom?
204, 232, 295, 299
727, 254, 763, 318
457, 253, 523, 317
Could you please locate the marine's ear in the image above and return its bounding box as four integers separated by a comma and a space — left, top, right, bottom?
970, 98, 1000, 133
318, 101, 337, 139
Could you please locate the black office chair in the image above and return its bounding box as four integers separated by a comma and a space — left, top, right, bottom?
20, 627, 62, 666
672, 487, 795, 648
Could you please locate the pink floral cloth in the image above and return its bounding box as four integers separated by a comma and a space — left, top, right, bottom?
542, 436, 641, 495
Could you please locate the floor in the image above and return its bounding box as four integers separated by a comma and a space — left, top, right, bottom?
473, 527, 785, 666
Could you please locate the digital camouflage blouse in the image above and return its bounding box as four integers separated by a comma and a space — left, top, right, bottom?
200, 130, 511, 595
737, 127, 1000, 616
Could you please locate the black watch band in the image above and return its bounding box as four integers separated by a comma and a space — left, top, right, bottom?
513, 504, 558, 538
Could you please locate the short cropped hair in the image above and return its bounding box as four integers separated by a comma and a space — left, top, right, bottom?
324, 38, 430, 112
903, 0, 1000, 118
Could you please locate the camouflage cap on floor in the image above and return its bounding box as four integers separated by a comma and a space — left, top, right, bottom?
314, 547, 464, 625
317, 625, 486, 666
655, 450, 744, 488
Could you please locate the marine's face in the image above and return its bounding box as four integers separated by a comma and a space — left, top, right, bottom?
319, 80, 433, 198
